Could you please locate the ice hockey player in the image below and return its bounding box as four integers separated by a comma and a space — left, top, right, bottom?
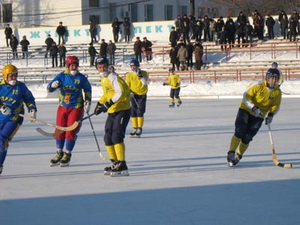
0, 64, 37, 175
163, 68, 182, 107
227, 68, 282, 167
126, 59, 148, 138
94, 57, 131, 176
48, 56, 92, 167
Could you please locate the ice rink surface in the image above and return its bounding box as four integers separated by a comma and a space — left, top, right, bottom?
0, 98, 299, 225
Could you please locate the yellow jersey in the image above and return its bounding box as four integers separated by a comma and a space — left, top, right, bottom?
125, 70, 148, 95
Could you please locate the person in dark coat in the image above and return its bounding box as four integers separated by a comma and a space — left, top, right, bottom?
203, 15, 211, 42
218, 26, 228, 51
20, 35, 30, 59
49, 42, 58, 67
56, 21, 66, 45
195, 16, 204, 42
123, 17, 131, 43
107, 40, 116, 65
193, 42, 204, 70
225, 18, 236, 48
169, 46, 179, 71
289, 17, 298, 42
278, 10, 288, 38
253, 14, 264, 40
169, 26, 178, 47
4, 24, 13, 47
141, 37, 153, 61
134, 37, 142, 62
280, 14, 288, 39
89, 20, 97, 43
244, 21, 254, 45
236, 22, 245, 47
58, 44, 67, 67
45, 34, 54, 58
111, 18, 123, 43
10, 34, 19, 59
186, 39, 194, 70
88, 42, 98, 67
266, 15, 275, 39
100, 39, 108, 58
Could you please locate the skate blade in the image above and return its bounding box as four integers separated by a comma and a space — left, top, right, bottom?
50, 162, 61, 167
228, 162, 236, 167
60, 163, 70, 167
111, 170, 129, 177
103, 170, 111, 175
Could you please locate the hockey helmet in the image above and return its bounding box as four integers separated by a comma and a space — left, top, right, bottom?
2, 64, 18, 81
66, 56, 79, 67
266, 68, 280, 88
130, 59, 140, 67
271, 62, 278, 68
95, 57, 109, 69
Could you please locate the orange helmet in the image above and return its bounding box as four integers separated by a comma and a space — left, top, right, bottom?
2, 64, 18, 81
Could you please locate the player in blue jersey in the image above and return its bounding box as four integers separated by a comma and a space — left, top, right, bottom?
0, 64, 37, 175
48, 56, 92, 167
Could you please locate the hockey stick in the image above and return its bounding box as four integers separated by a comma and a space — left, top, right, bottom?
18, 113, 79, 131
267, 124, 292, 168
35, 113, 96, 137
86, 112, 106, 161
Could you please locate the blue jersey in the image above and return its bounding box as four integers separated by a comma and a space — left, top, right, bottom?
48, 70, 92, 108
0, 80, 36, 123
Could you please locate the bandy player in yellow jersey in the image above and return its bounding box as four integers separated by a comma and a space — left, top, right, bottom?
227, 68, 282, 167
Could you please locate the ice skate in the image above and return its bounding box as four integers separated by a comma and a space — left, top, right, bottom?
111, 161, 129, 177
134, 127, 142, 138
50, 151, 64, 167
130, 128, 137, 137
169, 102, 175, 108
104, 160, 116, 175
0, 165, 3, 175
177, 100, 182, 107
227, 151, 242, 167
60, 152, 72, 167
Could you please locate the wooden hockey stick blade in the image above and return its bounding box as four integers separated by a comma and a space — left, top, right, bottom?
18, 113, 80, 131
36, 128, 64, 137
272, 148, 293, 168
99, 152, 106, 161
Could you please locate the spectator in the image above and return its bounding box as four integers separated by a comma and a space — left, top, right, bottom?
169, 26, 178, 47
177, 44, 187, 71
123, 17, 131, 43
4, 24, 13, 47
290, 10, 299, 35
194, 42, 204, 70
254, 14, 264, 40
45, 34, 54, 58
49, 42, 58, 67
278, 10, 288, 38
280, 14, 288, 39
100, 39, 108, 58
20, 35, 30, 59
169, 46, 179, 71
181, 14, 190, 43
186, 39, 194, 70
134, 37, 142, 62
215, 17, 225, 44
88, 42, 98, 67
237, 11, 248, 26
195, 16, 204, 42
225, 17, 236, 48
266, 15, 275, 39
107, 40, 116, 65
289, 17, 298, 42
218, 26, 228, 51
141, 37, 153, 61
236, 22, 245, 47
89, 20, 97, 44
56, 21, 66, 45
10, 35, 19, 59
111, 18, 122, 43
174, 15, 182, 38
189, 15, 196, 39
58, 44, 67, 67
203, 15, 211, 42
244, 21, 254, 46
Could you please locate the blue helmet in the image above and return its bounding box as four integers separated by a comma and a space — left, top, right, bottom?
130, 59, 140, 67
271, 62, 278, 68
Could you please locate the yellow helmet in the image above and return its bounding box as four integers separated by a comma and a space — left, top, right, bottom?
2, 64, 18, 81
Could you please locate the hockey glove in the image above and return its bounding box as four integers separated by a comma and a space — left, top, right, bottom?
29, 109, 37, 123
0, 105, 12, 115
137, 70, 143, 78
51, 81, 61, 89
162, 82, 167, 86
94, 100, 114, 115
252, 106, 262, 117
84, 101, 91, 113
265, 113, 274, 125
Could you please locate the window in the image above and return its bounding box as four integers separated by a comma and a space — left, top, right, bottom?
178, 5, 188, 16
2, 4, 12, 23
164, 5, 173, 20
130, 3, 138, 22
144, 4, 153, 21
89, 0, 99, 7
